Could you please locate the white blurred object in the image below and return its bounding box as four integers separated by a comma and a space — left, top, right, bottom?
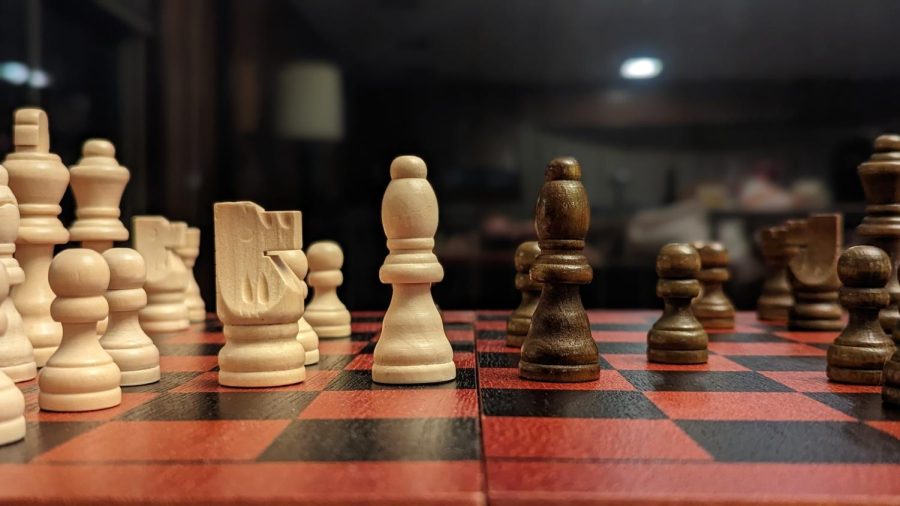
791, 179, 832, 210
625, 200, 709, 259
738, 175, 792, 211
275, 61, 344, 141
694, 183, 731, 209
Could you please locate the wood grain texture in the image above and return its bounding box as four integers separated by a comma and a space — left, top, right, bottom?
374, 156, 455, 385
827, 246, 895, 385
857, 134, 900, 335
505, 241, 541, 348
648, 243, 708, 364
3, 108, 69, 367
100, 248, 160, 387
757, 226, 794, 321
132, 216, 190, 336
788, 214, 844, 331
0, 165, 34, 382
39, 249, 121, 412
68, 138, 130, 252
519, 157, 599, 382
214, 201, 306, 387
175, 227, 206, 324
304, 241, 351, 338
692, 242, 736, 329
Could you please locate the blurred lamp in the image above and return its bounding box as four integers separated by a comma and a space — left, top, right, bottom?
275, 61, 344, 141
620, 57, 662, 79
0, 62, 29, 85
28, 69, 49, 89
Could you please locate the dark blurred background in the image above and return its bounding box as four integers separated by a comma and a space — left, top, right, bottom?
1, 0, 898, 311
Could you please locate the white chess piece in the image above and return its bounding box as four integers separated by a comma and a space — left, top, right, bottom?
373, 156, 455, 384
0, 166, 35, 381
68, 139, 130, 253
3, 108, 69, 366
175, 227, 206, 323
280, 248, 319, 365
39, 249, 121, 412
0, 370, 25, 446
69, 138, 130, 336
304, 241, 351, 338
214, 202, 306, 387
132, 216, 190, 336
100, 248, 160, 386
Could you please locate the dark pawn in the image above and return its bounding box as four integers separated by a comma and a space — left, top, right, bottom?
827, 246, 895, 385
519, 157, 599, 382
757, 226, 794, 321
648, 243, 708, 364
506, 241, 542, 348
789, 214, 844, 331
692, 243, 735, 329
887, 333, 900, 406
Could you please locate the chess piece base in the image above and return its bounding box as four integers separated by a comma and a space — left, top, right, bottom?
312, 323, 351, 339
757, 305, 790, 322
39, 388, 122, 412
218, 368, 306, 388
0, 362, 36, 383
372, 361, 456, 385
304, 349, 319, 366
0, 415, 25, 446
519, 360, 600, 383
695, 316, 735, 329
827, 365, 884, 386
120, 366, 161, 387
648, 348, 709, 364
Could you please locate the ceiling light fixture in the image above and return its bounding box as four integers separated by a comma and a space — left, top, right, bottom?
620, 57, 662, 80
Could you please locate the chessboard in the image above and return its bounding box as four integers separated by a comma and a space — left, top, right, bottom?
1, 310, 899, 505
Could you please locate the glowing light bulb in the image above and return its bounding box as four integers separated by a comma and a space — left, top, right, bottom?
620, 57, 662, 79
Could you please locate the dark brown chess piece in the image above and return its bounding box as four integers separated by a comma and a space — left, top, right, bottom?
757, 226, 794, 321
692, 243, 735, 329
506, 241, 542, 348
519, 157, 599, 383
827, 246, 895, 385
648, 243, 708, 364
788, 214, 843, 331
886, 329, 900, 405
857, 134, 900, 335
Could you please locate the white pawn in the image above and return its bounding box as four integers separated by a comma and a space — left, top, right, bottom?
175, 227, 206, 323
280, 248, 319, 365
0, 167, 35, 382
373, 156, 455, 384
100, 248, 160, 386
304, 241, 351, 338
0, 370, 25, 446
39, 249, 121, 412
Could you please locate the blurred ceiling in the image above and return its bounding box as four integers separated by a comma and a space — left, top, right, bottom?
291, 0, 900, 85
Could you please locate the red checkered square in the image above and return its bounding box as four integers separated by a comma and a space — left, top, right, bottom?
35, 420, 290, 462
645, 391, 855, 421
482, 417, 711, 460
760, 371, 882, 393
